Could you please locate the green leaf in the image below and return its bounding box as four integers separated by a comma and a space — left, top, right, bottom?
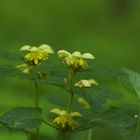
0, 107, 42, 131
77, 108, 136, 135
86, 63, 120, 78
35, 57, 69, 87
0, 51, 21, 61
44, 91, 67, 107
73, 86, 110, 114
0, 65, 22, 77
0, 65, 32, 80
100, 109, 137, 135
119, 68, 140, 98
37, 75, 66, 87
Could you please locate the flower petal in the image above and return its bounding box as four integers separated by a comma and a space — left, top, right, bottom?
39, 44, 54, 54
89, 79, 98, 85
20, 45, 31, 51
82, 53, 95, 59
70, 112, 81, 117
72, 51, 82, 58
50, 108, 62, 115
30, 47, 38, 51
57, 50, 71, 57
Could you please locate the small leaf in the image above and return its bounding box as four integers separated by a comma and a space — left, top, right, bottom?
0, 107, 42, 130
119, 68, 140, 98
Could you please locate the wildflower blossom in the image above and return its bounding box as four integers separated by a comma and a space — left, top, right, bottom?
20, 44, 54, 65
50, 108, 81, 130
75, 79, 98, 88
57, 50, 94, 70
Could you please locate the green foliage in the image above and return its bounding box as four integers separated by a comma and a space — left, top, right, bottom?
0, 50, 140, 140
0, 107, 42, 131
73, 86, 110, 114
0, 51, 21, 61
76, 108, 136, 135
0, 65, 31, 80
87, 63, 120, 78
100, 109, 136, 134
120, 67, 140, 98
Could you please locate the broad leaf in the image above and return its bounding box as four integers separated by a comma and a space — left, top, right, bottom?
100, 109, 137, 135
119, 68, 140, 98
0, 107, 42, 130
73, 86, 110, 114
77, 108, 136, 134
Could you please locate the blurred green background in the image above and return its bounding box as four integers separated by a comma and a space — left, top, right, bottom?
0, 0, 140, 140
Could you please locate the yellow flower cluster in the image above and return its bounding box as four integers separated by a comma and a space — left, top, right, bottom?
20, 44, 54, 65
50, 108, 81, 130
57, 50, 95, 70
75, 79, 98, 88
18, 46, 95, 74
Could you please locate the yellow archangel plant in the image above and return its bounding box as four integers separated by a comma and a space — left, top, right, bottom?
17, 44, 54, 73
57, 50, 95, 70
20, 44, 54, 65
50, 108, 81, 130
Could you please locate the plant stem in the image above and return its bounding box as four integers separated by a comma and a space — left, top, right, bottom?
67, 68, 76, 112
56, 131, 66, 140
134, 116, 140, 140
67, 92, 74, 113
69, 68, 76, 83
34, 81, 39, 108
87, 129, 93, 140
61, 131, 66, 140
42, 119, 60, 130
56, 68, 76, 139
34, 80, 40, 140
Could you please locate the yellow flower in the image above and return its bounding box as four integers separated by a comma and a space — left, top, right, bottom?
78, 97, 91, 109
50, 108, 81, 130
57, 50, 95, 70
20, 44, 54, 65
75, 79, 98, 88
